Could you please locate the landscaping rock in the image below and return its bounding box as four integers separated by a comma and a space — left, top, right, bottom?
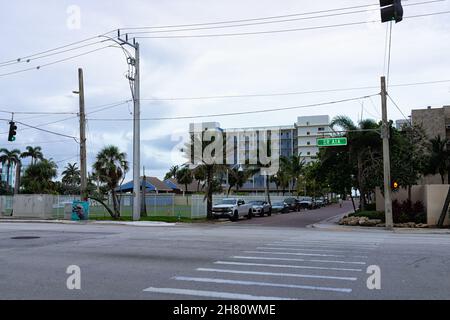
416, 223, 429, 228
360, 219, 382, 227
376, 223, 386, 228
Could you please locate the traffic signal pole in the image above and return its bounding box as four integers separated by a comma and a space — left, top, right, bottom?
381, 76, 394, 229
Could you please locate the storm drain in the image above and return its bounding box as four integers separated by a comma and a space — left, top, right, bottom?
11, 236, 41, 240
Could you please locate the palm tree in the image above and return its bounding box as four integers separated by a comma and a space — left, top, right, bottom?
92, 146, 129, 219
21, 146, 44, 165
62, 162, 81, 194
184, 132, 227, 219
0, 148, 21, 193
21, 159, 58, 194
330, 116, 381, 210
280, 154, 305, 195
164, 165, 179, 181
425, 136, 449, 184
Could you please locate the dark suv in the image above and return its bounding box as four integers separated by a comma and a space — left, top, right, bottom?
284, 197, 300, 212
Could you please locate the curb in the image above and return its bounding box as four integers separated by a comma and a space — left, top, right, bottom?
310, 214, 450, 235
0, 219, 177, 227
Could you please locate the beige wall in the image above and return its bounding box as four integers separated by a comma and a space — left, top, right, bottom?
375, 186, 425, 212
376, 185, 450, 226
425, 185, 450, 226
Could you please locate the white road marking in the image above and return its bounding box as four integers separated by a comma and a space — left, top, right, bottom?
214, 261, 362, 272
268, 243, 377, 250
197, 268, 358, 281
257, 246, 349, 253
174, 276, 352, 293
245, 250, 368, 259
277, 241, 379, 248
232, 256, 367, 265
143, 287, 296, 300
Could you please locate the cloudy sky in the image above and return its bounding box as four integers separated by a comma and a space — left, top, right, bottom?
1, 0, 449, 180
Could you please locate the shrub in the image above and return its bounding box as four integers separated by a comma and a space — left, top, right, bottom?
365, 203, 376, 211
392, 199, 425, 223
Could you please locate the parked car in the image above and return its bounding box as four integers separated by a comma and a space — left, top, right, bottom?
271, 201, 290, 213
299, 196, 314, 210
284, 197, 300, 212
249, 200, 272, 217
314, 197, 326, 208
212, 198, 253, 221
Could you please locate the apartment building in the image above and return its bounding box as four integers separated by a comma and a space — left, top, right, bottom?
188, 115, 331, 191
412, 105, 450, 141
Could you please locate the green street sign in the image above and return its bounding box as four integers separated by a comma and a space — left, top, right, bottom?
317, 137, 348, 147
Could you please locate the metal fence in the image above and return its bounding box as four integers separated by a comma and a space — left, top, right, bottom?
0, 193, 304, 220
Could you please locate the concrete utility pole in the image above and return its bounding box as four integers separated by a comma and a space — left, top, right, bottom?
381, 76, 393, 229
132, 42, 141, 221
78, 68, 88, 201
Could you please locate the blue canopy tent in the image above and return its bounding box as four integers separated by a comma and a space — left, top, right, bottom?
115, 179, 156, 193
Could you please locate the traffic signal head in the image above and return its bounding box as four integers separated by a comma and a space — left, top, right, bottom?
392, 180, 399, 190
8, 121, 17, 142
380, 0, 403, 23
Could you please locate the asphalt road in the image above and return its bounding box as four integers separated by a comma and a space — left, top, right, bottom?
237, 201, 354, 227
1, 204, 450, 300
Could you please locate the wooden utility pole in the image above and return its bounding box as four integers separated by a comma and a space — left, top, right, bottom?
78, 68, 87, 201
381, 76, 393, 229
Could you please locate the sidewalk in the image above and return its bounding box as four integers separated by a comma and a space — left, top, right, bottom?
0, 218, 177, 227
309, 212, 450, 234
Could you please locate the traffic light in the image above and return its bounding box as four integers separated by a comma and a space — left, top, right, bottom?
380, 0, 403, 23
392, 180, 399, 190
8, 121, 17, 142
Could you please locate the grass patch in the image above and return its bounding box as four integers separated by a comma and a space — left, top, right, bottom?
90, 216, 207, 223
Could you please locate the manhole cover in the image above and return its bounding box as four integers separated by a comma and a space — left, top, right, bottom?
11, 236, 41, 240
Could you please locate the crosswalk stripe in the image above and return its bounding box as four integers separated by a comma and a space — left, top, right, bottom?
143, 287, 296, 300
214, 261, 362, 272
197, 268, 358, 281
245, 250, 368, 259
174, 276, 353, 293
232, 256, 367, 265
268, 243, 377, 249
257, 246, 349, 253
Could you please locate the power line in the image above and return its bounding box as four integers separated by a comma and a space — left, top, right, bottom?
122, 0, 444, 31
88, 94, 378, 121
0, 29, 117, 66
126, 0, 445, 36
0, 46, 112, 78
0, 40, 108, 69
0, 110, 77, 115
15, 121, 79, 142
134, 11, 450, 39
139, 78, 450, 102
387, 94, 411, 123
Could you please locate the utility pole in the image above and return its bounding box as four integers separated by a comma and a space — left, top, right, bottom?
78, 68, 87, 201
132, 42, 141, 221
381, 76, 393, 229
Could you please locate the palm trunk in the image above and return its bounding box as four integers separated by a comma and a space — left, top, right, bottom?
437, 186, 450, 227
265, 175, 271, 205
14, 163, 21, 194
206, 166, 213, 220
6, 164, 11, 194
357, 153, 366, 211
111, 190, 119, 218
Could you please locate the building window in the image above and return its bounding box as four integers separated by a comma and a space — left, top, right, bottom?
307, 132, 310, 136
307, 152, 311, 156
306, 122, 310, 126
307, 141, 311, 145
318, 127, 325, 131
